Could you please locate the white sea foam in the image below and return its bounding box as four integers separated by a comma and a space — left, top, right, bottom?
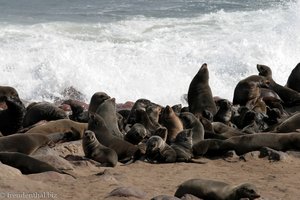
0, 0, 299, 106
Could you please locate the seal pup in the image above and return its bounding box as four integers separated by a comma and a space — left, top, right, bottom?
0, 95, 25, 135
175, 178, 260, 200
88, 113, 141, 162
0, 133, 51, 155
96, 98, 123, 139
82, 130, 118, 167
62, 99, 89, 123
23, 102, 68, 128
187, 63, 217, 118
160, 105, 184, 143
135, 109, 161, 134
145, 134, 177, 163
0, 86, 19, 98
286, 63, 300, 92
124, 123, 150, 145
0, 152, 75, 178
126, 98, 154, 125
214, 99, 233, 126
88, 92, 110, 113
257, 64, 300, 107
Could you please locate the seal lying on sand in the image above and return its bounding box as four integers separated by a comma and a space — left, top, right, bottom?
0, 133, 51, 155
175, 178, 260, 200
0, 152, 75, 178
193, 132, 300, 156
82, 130, 118, 167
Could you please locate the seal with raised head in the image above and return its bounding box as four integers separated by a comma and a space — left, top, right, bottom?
88, 113, 140, 162
0, 152, 75, 178
88, 92, 111, 113
179, 112, 204, 144
126, 98, 154, 125
187, 63, 217, 119
96, 98, 123, 139
174, 178, 260, 200
23, 102, 68, 128
160, 105, 184, 143
0, 133, 51, 155
0, 95, 25, 135
286, 63, 300, 92
257, 64, 300, 107
82, 130, 118, 167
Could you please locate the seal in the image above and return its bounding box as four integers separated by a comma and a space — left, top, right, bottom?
88, 92, 110, 113
82, 130, 118, 167
286, 63, 300, 92
62, 99, 89, 123
26, 119, 88, 140
193, 132, 300, 156
257, 64, 300, 107
145, 134, 177, 163
187, 63, 217, 118
273, 112, 300, 133
88, 113, 141, 162
159, 105, 184, 143
96, 98, 123, 139
0, 85, 19, 98
135, 109, 161, 134
124, 123, 150, 145
232, 75, 269, 106
126, 98, 154, 125
179, 112, 204, 144
0, 95, 25, 135
23, 102, 68, 128
0, 152, 75, 178
174, 178, 260, 200
213, 99, 233, 126
0, 133, 51, 155
170, 129, 194, 162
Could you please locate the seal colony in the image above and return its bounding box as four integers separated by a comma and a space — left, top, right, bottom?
0, 62, 300, 199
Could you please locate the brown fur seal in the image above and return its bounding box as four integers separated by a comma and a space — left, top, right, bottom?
62, 99, 89, 123
286, 63, 300, 92
193, 132, 300, 156
145, 134, 177, 163
257, 64, 300, 107
23, 102, 68, 128
88, 113, 140, 162
213, 99, 233, 125
88, 92, 110, 113
232, 75, 269, 106
187, 63, 217, 118
82, 130, 118, 167
96, 98, 123, 139
127, 98, 154, 124
160, 105, 184, 143
175, 178, 260, 200
170, 129, 194, 162
135, 109, 161, 134
0, 152, 75, 178
26, 119, 87, 140
273, 112, 300, 133
0, 96, 25, 135
124, 123, 150, 145
179, 112, 204, 144
0, 86, 19, 98
0, 133, 51, 155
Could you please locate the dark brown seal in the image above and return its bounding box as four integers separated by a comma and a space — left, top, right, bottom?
193, 132, 300, 156
23, 102, 68, 128
232, 75, 269, 106
0, 152, 75, 178
0, 95, 25, 135
0, 85, 19, 98
88, 113, 140, 162
286, 63, 300, 92
179, 112, 204, 144
0, 133, 51, 155
88, 92, 111, 113
175, 178, 260, 200
257, 64, 300, 107
273, 112, 300, 133
82, 130, 118, 167
96, 98, 123, 139
187, 63, 217, 118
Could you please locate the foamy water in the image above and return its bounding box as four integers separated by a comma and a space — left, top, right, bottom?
0, 0, 299, 106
